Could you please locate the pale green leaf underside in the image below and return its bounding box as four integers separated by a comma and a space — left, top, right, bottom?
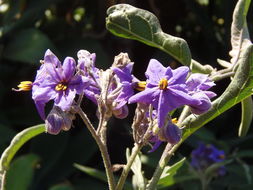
229, 0, 251, 64
238, 96, 253, 137
106, 4, 191, 66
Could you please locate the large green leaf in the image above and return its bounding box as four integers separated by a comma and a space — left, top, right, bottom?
182, 43, 253, 139
106, 4, 191, 66
3, 28, 56, 64
5, 154, 40, 190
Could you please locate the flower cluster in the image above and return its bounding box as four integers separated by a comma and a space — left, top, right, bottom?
15, 50, 216, 150
191, 143, 226, 176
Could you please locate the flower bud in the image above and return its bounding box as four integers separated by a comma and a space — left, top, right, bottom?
158, 122, 182, 144
45, 106, 73, 135
189, 92, 212, 114
112, 52, 131, 69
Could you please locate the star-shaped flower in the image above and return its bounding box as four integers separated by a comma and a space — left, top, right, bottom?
129, 59, 200, 128
32, 49, 89, 119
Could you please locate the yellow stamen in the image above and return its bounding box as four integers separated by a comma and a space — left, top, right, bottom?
158, 78, 168, 90
172, 118, 178, 124
16, 81, 33, 91
55, 83, 68, 91
136, 81, 146, 91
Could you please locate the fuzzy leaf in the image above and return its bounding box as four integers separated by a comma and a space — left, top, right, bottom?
229, 0, 251, 64
238, 96, 253, 137
106, 4, 191, 66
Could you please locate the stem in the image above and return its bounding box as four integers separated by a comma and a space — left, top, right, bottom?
178, 106, 190, 124
147, 142, 182, 190
116, 143, 142, 190
76, 107, 116, 190
200, 174, 208, 190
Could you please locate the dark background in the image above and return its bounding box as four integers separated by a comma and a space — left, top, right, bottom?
1, 0, 253, 189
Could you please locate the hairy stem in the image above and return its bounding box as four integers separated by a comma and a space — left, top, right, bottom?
147, 142, 182, 190
77, 107, 116, 190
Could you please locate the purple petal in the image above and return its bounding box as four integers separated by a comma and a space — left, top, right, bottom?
149, 140, 162, 153
170, 66, 189, 84
32, 86, 56, 102
157, 91, 171, 128
44, 62, 61, 82
113, 105, 129, 119
55, 90, 76, 111
186, 73, 215, 91
189, 92, 212, 114
34, 101, 46, 120
128, 87, 160, 105
167, 87, 200, 106
115, 82, 134, 109
204, 91, 217, 99
44, 49, 61, 66
145, 59, 167, 84
164, 123, 182, 144
69, 75, 89, 94
113, 67, 132, 82
62, 57, 76, 82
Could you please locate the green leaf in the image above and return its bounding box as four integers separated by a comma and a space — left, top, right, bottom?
74, 164, 108, 183
106, 4, 191, 66
5, 154, 40, 190
49, 184, 74, 190
157, 157, 186, 187
238, 96, 253, 137
181, 43, 253, 140
0, 124, 45, 173
229, 0, 251, 64
3, 28, 56, 64
74, 163, 132, 190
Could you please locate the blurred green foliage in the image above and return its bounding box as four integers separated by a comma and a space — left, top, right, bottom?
0, 0, 253, 189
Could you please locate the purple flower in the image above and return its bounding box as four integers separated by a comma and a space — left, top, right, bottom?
191, 143, 226, 176
32, 49, 89, 119
129, 59, 200, 128
112, 62, 136, 110
77, 50, 101, 104
186, 74, 216, 114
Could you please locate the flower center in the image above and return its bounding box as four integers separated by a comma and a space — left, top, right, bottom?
158, 78, 168, 90
55, 83, 68, 91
